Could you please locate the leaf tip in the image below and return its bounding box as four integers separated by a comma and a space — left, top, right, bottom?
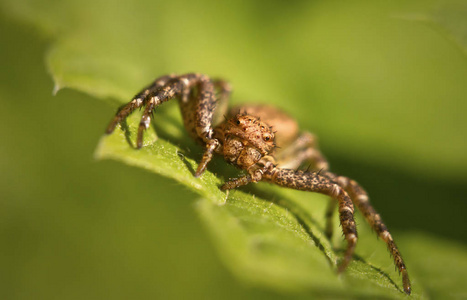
52, 82, 62, 96
93, 135, 107, 161
218, 190, 229, 206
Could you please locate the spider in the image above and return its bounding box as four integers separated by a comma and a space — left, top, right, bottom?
105, 73, 411, 295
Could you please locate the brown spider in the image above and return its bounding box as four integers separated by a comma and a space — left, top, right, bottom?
106, 73, 411, 295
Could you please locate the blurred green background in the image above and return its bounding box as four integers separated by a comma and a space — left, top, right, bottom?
1, 0, 466, 299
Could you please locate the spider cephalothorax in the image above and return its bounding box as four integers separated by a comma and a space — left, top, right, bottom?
215, 114, 275, 170
105, 73, 411, 295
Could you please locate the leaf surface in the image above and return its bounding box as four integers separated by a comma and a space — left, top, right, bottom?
94, 111, 421, 298
3, 0, 467, 298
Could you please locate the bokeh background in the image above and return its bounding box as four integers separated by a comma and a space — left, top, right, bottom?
1, 0, 466, 299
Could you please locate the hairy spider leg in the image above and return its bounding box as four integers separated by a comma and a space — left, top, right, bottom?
136, 74, 211, 149
194, 81, 218, 176
220, 156, 276, 190
220, 173, 255, 190
262, 169, 358, 275
179, 78, 233, 177
274, 131, 336, 239
107, 73, 219, 150
107, 73, 227, 175
275, 139, 411, 295
106, 74, 176, 134
324, 172, 411, 295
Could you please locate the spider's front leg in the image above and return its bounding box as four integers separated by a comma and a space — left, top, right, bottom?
106, 73, 202, 148
191, 79, 231, 177
106, 74, 176, 135
220, 156, 275, 190
262, 168, 358, 272
105, 73, 227, 177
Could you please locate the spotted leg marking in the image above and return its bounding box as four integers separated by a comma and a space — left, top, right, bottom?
322, 172, 411, 295
262, 168, 358, 273
136, 73, 210, 148
274, 134, 336, 239
220, 156, 276, 190
106, 74, 176, 134
220, 174, 254, 190
193, 77, 221, 177
106, 73, 215, 150
196, 79, 233, 176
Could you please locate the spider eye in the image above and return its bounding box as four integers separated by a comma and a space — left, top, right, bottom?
264, 136, 270, 141
236, 120, 241, 125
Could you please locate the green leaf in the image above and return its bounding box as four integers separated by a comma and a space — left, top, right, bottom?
94, 109, 420, 298
94, 110, 226, 204
95, 116, 467, 298
3, 0, 467, 298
